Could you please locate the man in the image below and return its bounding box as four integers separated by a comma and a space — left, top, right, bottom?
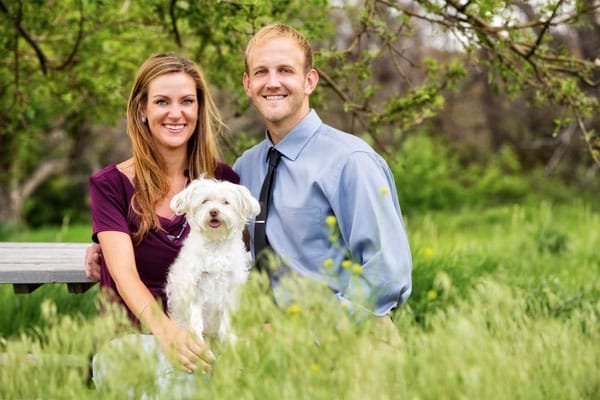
87, 23, 412, 320
233, 24, 411, 318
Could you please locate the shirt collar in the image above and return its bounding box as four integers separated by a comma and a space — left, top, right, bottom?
264, 109, 321, 161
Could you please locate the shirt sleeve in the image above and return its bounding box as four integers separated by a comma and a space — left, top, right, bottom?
332, 151, 412, 315
88, 170, 131, 243
215, 162, 240, 184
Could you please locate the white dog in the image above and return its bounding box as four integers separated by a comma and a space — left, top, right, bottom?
166, 178, 260, 342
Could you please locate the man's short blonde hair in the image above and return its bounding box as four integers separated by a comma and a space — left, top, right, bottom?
244, 24, 314, 75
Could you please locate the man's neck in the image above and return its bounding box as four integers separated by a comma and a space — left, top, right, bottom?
266, 129, 286, 145
265, 109, 311, 145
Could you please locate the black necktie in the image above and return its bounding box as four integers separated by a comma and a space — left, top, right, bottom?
254, 147, 283, 271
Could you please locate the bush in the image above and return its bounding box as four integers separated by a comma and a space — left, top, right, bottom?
390, 133, 561, 213
23, 176, 90, 228
390, 134, 466, 211
466, 146, 529, 205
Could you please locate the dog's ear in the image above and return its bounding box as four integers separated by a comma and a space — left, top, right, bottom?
170, 191, 187, 215
235, 184, 261, 220
170, 183, 195, 215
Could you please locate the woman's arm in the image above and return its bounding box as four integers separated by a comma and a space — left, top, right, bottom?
97, 230, 214, 373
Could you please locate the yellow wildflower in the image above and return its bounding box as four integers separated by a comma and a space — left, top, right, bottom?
341, 260, 352, 269
323, 258, 334, 268
352, 263, 362, 275
325, 215, 337, 228
422, 247, 434, 259
427, 290, 438, 300
286, 304, 301, 314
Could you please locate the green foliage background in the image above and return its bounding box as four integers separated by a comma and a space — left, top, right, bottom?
2, 0, 599, 228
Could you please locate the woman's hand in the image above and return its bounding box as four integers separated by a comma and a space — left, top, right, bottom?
158, 325, 216, 374
95, 231, 215, 373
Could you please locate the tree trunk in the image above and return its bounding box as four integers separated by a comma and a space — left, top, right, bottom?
0, 159, 69, 227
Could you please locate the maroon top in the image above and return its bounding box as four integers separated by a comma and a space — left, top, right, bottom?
89, 162, 240, 322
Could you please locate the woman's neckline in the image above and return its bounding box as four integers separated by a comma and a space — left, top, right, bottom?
113, 164, 188, 223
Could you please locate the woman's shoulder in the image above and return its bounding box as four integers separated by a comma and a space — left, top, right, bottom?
91, 159, 134, 182
89, 161, 135, 193
215, 161, 240, 184
90, 164, 119, 182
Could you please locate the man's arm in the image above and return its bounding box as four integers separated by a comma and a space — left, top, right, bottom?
333, 152, 412, 315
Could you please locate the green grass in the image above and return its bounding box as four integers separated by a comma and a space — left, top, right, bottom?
4, 222, 92, 243
1, 200, 598, 399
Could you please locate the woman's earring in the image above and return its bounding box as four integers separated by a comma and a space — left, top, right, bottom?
141, 116, 147, 123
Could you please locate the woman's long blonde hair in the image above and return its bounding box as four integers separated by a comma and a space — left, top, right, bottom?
127, 53, 224, 244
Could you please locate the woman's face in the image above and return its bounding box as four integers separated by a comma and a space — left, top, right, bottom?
143, 72, 198, 152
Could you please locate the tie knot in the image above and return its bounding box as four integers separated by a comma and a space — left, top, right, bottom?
267, 148, 283, 167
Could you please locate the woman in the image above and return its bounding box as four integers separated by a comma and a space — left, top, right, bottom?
89, 53, 238, 376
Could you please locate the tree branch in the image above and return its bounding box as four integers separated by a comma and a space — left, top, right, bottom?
169, 0, 182, 47
525, 0, 564, 59
316, 65, 388, 153
0, 0, 48, 75
569, 97, 600, 166
20, 159, 70, 200
55, 0, 85, 71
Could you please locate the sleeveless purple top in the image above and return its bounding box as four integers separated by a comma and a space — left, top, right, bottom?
89, 162, 239, 321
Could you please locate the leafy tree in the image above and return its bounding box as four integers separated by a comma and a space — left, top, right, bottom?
1, 0, 598, 227
397, 0, 599, 161
0, 0, 333, 226
0, 1, 167, 226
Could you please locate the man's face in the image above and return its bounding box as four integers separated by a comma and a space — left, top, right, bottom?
243, 37, 318, 140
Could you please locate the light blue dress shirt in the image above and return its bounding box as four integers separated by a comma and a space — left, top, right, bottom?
233, 110, 412, 316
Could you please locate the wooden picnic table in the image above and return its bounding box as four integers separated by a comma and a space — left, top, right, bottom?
0, 242, 96, 294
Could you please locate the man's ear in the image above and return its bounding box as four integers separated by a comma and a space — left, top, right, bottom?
243, 72, 251, 96
305, 68, 319, 95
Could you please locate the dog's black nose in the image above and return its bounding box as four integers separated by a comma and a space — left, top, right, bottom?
210, 209, 219, 217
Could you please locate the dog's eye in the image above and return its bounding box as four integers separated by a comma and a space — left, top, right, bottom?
222, 200, 229, 205
202, 199, 209, 204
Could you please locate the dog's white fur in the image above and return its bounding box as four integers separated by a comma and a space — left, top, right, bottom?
166, 178, 260, 341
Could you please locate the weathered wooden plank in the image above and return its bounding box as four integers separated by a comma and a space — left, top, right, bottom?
0, 242, 96, 293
